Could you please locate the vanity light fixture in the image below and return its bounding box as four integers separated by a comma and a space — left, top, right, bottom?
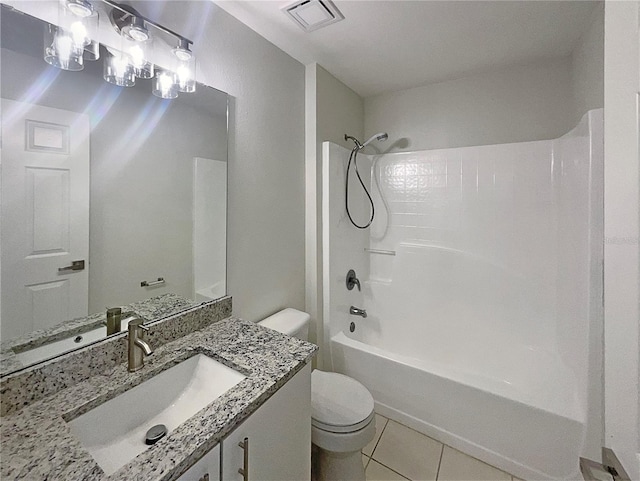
65, 0, 94, 18
44, 0, 99, 70
152, 69, 179, 99
44, 24, 85, 71
172, 38, 192, 61
172, 39, 196, 93
43, 0, 196, 100
103, 48, 136, 87
121, 16, 149, 42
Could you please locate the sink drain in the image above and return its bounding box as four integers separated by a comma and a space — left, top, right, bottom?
145, 424, 167, 445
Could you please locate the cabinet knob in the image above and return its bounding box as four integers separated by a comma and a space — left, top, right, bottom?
238, 437, 249, 481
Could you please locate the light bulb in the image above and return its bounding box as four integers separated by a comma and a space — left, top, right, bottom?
44, 25, 84, 71
70, 21, 88, 47
129, 45, 144, 68
152, 70, 178, 99
55, 34, 74, 62
103, 51, 135, 87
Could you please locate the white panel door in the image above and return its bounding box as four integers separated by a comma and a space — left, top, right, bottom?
1, 98, 90, 341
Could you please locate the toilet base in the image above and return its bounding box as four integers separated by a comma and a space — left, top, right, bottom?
314, 446, 366, 481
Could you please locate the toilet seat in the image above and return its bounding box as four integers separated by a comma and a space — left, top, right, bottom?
311, 370, 375, 434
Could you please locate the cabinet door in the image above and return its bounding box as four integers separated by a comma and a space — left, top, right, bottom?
222, 363, 311, 481
178, 443, 220, 481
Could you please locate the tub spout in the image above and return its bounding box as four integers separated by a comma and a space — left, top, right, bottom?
350, 306, 367, 318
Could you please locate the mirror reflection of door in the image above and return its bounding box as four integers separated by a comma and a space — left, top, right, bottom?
1, 99, 90, 340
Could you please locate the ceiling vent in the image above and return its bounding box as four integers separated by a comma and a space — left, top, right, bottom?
283, 0, 344, 33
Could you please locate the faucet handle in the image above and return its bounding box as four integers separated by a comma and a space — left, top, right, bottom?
346, 269, 361, 291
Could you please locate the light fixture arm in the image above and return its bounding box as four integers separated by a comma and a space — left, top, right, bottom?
104, 0, 192, 46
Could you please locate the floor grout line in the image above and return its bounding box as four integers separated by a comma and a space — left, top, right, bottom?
369, 415, 390, 459
435, 443, 445, 481
369, 458, 413, 481
368, 414, 518, 481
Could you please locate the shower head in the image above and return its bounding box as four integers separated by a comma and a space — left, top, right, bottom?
361, 132, 388, 149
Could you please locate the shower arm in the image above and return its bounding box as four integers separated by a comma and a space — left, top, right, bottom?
344, 134, 363, 150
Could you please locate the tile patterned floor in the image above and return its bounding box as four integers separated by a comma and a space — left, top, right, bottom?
363, 414, 522, 481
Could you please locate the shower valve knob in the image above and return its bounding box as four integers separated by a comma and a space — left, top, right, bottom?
346, 269, 361, 291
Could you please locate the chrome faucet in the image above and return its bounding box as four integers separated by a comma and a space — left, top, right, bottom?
106, 307, 122, 336
349, 306, 367, 318
128, 318, 152, 372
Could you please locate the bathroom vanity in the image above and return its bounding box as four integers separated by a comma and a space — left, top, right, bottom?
0, 315, 317, 480
179, 362, 310, 481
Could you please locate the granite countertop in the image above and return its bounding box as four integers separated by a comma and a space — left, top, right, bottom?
0, 294, 199, 375
0, 317, 317, 481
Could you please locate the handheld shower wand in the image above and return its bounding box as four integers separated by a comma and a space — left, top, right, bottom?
343, 132, 388, 229
361, 132, 389, 149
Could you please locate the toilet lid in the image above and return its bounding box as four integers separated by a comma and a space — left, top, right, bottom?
311, 370, 374, 433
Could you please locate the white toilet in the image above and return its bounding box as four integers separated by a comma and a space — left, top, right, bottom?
259, 308, 376, 481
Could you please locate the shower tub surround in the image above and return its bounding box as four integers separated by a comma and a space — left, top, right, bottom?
323, 110, 603, 480
0, 296, 231, 416
0, 317, 317, 480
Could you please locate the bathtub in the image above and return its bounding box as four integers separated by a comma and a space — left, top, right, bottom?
331, 327, 585, 480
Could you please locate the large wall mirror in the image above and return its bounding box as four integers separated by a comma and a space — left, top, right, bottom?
0, 4, 228, 375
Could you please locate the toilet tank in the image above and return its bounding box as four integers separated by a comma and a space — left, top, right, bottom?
258, 308, 310, 341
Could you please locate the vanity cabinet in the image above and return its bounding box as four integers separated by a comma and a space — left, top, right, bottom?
178, 363, 311, 481
222, 363, 311, 481
178, 444, 221, 481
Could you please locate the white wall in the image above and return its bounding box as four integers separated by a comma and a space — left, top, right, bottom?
364, 58, 574, 152
571, 3, 605, 125
133, 2, 307, 322
603, 1, 640, 478
306, 63, 363, 364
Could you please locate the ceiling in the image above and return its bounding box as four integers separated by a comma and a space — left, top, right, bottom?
214, 0, 599, 98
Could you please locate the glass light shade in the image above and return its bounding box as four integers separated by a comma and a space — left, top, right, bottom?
59, 0, 98, 49
174, 55, 196, 93
123, 35, 154, 79
83, 39, 100, 61
152, 70, 178, 99
103, 51, 135, 87
44, 24, 84, 71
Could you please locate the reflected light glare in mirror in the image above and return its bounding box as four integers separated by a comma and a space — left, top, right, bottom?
98, 97, 171, 184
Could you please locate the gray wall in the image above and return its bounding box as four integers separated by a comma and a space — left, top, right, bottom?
364, 57, 575, 152
571, 2, 604, 124
132, 2, 307, 321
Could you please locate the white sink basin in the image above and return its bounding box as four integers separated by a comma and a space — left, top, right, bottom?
67, 354, 246, 475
